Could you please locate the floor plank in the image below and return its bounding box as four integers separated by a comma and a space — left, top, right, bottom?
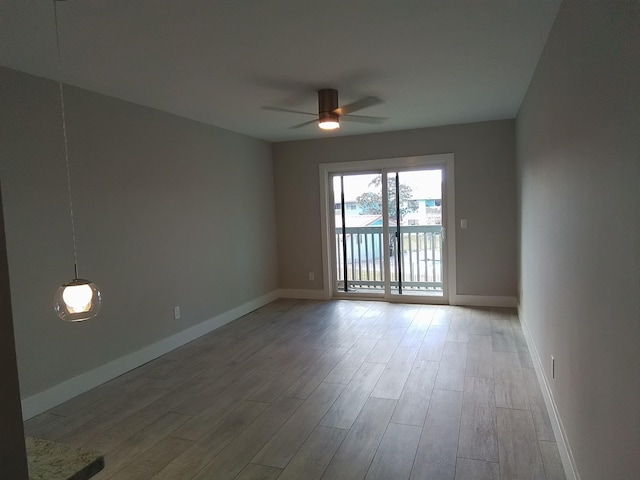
399, 308, 432, 347
490, 311, 518, 353
410, 389, 463, 480
248, 348, 324, 403
416, 324, 449, 361
496, 408, 545, 480
152, 400, 268, 479
283, 346, 349, 399
321, 362, 385, 429
539, 440, 567, 480
523, 367, 556, 441
171, 355, 268, 414
454, 457, 500, 480
517, 343, 535, 368
191, 396, 302, 480
466, 334, 494, 379
493, 351, 530, 410
458, 376, 498, 462
390, 359, 438, 426
321, 397, 397, 480
58, 386, 170, 448
365, 422, 421, 480
108, 436, 193, 480
251, 382, 344, 468
431, 307, 452, 326
276, 425, 347, 480
446, 308, 471, 343
171, 368, 276, 440
234, 463, 282, 480
468, 308, 493, 336
434, 341, 468, 392
94, 412, 191, 479
324, 337, 378, 385
370, 346, 419, 400
365, 326, 406, 364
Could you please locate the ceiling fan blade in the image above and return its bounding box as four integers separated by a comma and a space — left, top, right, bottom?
261, 106, 316, 116
340, 114, 387, 124
290, 119, 318, 129
335, 96, 384, 115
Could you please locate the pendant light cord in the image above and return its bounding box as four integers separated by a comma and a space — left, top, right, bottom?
53, 0, 79, 279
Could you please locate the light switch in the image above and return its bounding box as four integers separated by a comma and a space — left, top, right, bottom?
460, 219, 468, 229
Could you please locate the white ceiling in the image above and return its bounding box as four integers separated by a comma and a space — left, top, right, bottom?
0, 0, 561, 142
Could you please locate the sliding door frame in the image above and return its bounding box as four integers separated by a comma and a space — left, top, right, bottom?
319, 153, 456, 304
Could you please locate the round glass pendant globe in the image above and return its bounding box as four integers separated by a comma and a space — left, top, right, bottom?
54, 278, 102, 322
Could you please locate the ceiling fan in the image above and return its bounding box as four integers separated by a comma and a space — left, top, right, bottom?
262, 89, 385, 130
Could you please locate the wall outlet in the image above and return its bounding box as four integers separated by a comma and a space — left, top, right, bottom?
174, 306, 181, 320
551, 355, 555, 378
308, 272, 315, 281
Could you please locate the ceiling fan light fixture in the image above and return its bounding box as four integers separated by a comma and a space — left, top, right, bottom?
318, 111, 340, 130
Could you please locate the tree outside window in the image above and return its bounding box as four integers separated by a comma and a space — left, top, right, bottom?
355, 175, 418, 224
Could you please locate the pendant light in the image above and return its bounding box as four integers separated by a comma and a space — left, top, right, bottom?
50, 0, 102, 322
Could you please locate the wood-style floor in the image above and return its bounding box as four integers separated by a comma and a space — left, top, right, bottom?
24, 299, 567, 480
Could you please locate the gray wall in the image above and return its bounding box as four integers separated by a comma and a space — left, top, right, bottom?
0, 185, 28, 478
273, 120, 517, 297
0, 67, 279, 398
516, 1, 640, 478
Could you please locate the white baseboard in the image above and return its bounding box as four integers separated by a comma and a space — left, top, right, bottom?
450, 294, 518, 308
277, 288, 329, 300
519, 307, 579, 480
21, 290, 280, 420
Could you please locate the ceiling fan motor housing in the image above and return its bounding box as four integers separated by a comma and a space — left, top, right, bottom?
318, 89, 339, 123
318, 89, 339, 112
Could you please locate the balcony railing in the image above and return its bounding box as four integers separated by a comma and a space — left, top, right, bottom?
335, 225, 443, 294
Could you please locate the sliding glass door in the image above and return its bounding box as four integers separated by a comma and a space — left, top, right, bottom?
387, 169, 444, 297
330, 166, 446, 301
332, 172, 384, 295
